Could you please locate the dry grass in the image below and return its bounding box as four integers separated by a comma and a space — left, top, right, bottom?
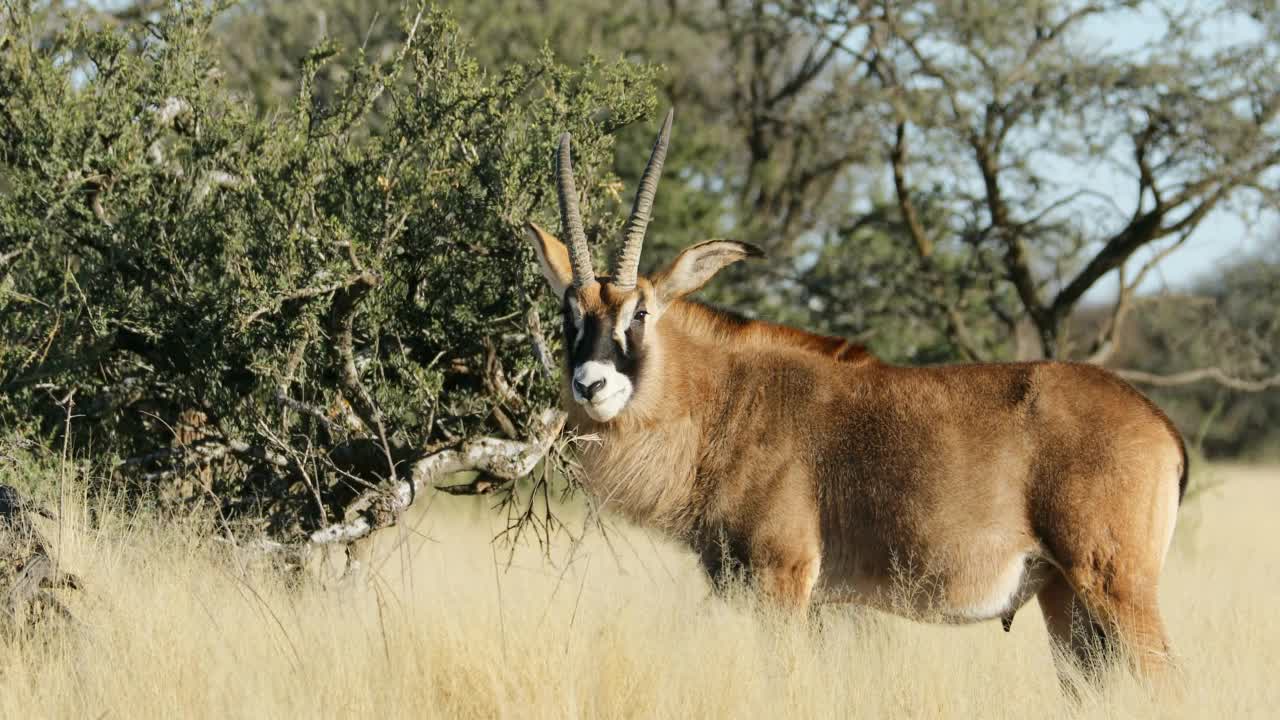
1, 463, 1277, 719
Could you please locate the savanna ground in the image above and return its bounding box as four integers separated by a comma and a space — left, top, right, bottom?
0, 457, 1276, 719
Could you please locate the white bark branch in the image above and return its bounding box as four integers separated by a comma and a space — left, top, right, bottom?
1115, 368, 1280, 393
308, 409, 566, 545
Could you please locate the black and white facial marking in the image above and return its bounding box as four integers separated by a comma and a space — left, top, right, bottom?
562, 290, 650, 422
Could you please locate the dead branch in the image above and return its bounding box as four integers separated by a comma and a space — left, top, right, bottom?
437, 475, 506, 496
0, 485, 80, 629
308, 409, 566, 545
1115, 368, 1280, 393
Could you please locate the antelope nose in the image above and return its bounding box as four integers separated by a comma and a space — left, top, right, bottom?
574, 378, 607, 401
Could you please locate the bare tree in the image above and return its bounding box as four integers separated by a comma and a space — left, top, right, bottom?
814, 0, 1280, 373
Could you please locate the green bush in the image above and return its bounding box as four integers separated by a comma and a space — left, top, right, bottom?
0, 2, 656, 537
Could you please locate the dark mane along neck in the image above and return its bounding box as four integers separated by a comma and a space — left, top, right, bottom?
671, 300, 875, 365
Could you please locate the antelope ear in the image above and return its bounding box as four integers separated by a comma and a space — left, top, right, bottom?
525, 222, 574, 297
652, 240, 764, 304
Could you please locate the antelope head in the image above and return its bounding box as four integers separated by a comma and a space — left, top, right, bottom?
526, 111, 762, 423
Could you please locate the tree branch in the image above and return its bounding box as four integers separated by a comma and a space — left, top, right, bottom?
527, 306, 556, 379
887, 126, 986, 361
242, 272, 375, 328
1083, 235, 1191, 365
308, 409, 567, 545
326, 271, 398, 486
941, 304, 986, 362
1051, 209, 1163, 322
893, 20, 971, 131
1003, 4, 1105, 89
890, 122, 933, 258
1115, 368, 1280, 393
765, 20, 854, 108
0, 244, 30, 270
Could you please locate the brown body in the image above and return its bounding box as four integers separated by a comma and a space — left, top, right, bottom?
529, 116, 1184, 685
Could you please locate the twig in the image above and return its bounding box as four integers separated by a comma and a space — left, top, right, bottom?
1115, 368, 1280, 393
243, 273, 374, 328
526, 306, 556, 379
273, 391, 347, 436
366, 5, 425, 107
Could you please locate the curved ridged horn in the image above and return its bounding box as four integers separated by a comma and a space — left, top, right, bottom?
556, 133, 596, 288
613, 109, 673, 289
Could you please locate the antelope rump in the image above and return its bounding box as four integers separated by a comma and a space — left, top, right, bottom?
524, 110, 1188, 685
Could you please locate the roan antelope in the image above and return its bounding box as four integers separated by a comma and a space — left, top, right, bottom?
524, 111, 1187, 685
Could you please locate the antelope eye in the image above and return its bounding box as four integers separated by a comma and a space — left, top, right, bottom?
632, 309, 648, 324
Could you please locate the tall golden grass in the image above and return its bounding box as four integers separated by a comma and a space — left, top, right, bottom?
0, 463, 1276, 719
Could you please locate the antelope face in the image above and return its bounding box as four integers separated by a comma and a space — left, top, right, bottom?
526, 224, 761, 424
560, 281, 652, 422
524, 111, 762, 423
526, 222, 662, 422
